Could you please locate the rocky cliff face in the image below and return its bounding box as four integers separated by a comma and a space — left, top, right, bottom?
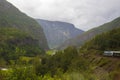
0, 0, 49, 50
36, 19, 84, 49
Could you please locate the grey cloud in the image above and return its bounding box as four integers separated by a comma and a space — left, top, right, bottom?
7, 0, 120, 30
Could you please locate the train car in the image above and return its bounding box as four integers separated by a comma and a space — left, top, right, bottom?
104, 51, 120, 57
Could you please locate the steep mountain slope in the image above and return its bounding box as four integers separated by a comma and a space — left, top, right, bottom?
60, 17, 120, 49
0, 0, 49, 50
36, 19, 84, 49
0, 28, 44, 66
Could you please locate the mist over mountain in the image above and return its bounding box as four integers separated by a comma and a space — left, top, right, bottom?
36, 19, 84, 49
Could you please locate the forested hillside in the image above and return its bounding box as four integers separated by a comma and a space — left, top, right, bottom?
0, 28, 44, 66
81, 28, 120, 51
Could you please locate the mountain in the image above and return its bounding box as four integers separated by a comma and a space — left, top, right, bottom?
60, 17, 120, 49
36, 19, 84, 49
0, 0, 49, 50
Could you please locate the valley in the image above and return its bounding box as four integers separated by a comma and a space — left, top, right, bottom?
0, 0, 120, 80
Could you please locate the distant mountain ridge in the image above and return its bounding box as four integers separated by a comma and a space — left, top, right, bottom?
59, 17, 120, 49
36, 19, 84, 49
0, 0, 49, 50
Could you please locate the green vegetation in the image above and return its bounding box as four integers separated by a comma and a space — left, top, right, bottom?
0, 47, 97, 80
0, 28, 120, 80
0, 28, 44, 66
32, 47, 100, 80
46, 50, 56, 55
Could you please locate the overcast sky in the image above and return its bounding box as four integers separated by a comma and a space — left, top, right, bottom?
7, 0, 120, 31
